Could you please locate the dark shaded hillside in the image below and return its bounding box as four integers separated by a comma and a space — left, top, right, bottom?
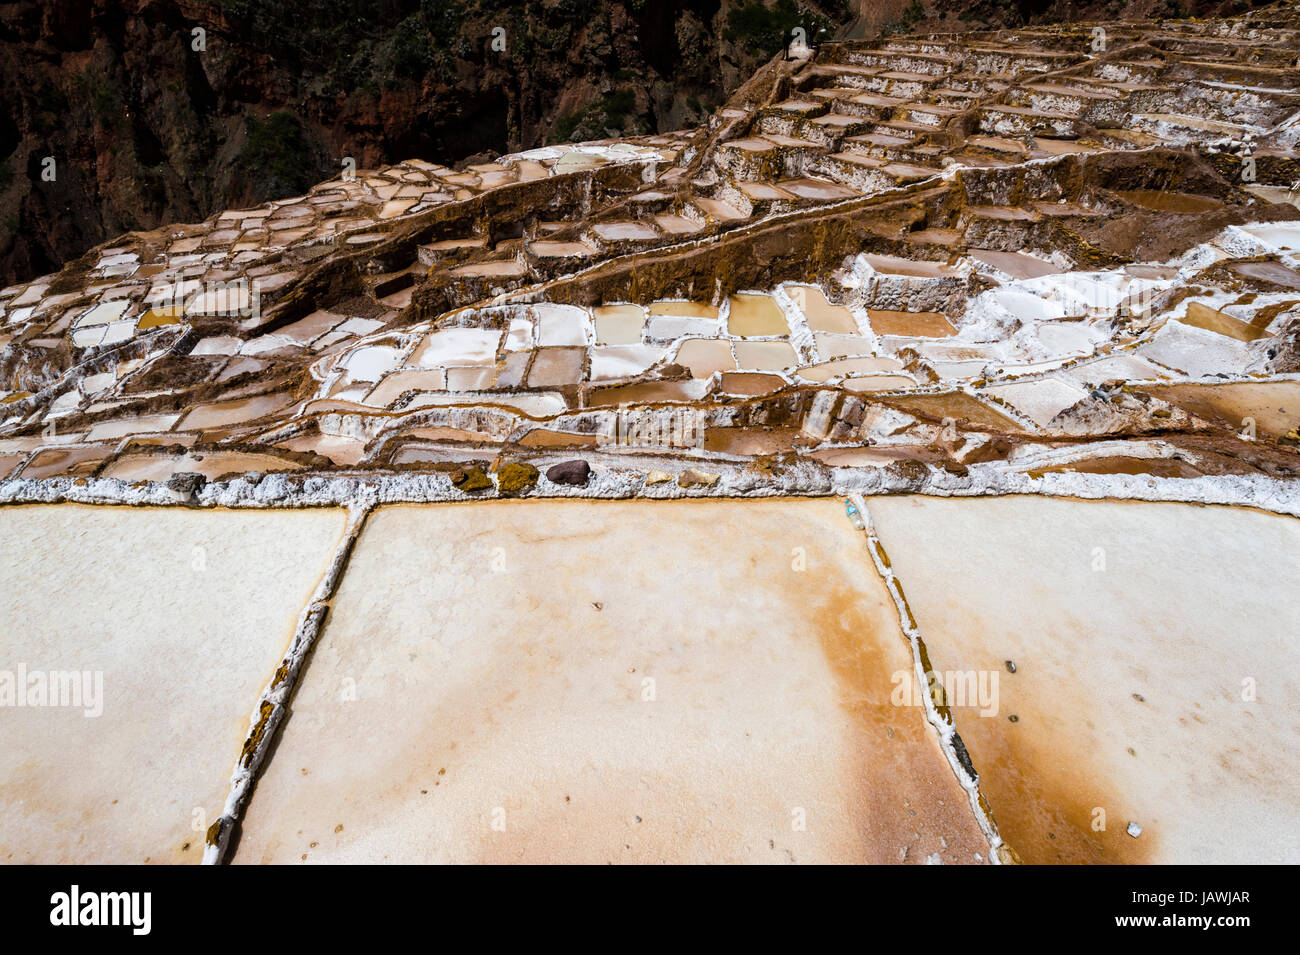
3, 0, 850, 285
0, 0, 1277, 286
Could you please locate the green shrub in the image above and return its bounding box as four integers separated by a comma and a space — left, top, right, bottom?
724, 0, 829, 58
553, 107, 583, 142
552, 88, 641, 143
235, 110, 316, 198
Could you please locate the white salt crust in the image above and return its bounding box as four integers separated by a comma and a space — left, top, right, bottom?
3, 465, 1298, 517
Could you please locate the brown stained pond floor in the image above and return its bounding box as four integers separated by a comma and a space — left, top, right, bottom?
727, 294, 790, 338
4, 494, 1297, 865
231, 499, 989, 865
866, 495, 1300, 864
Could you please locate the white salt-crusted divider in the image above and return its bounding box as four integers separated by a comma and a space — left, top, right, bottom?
847, 492, 1011, 865
203, 502, 372, 865
772, 283, 816, 365
2, 463, 1300, 516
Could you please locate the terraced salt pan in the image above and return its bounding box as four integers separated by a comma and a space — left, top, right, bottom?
734, 340, 798, 370
982, 378, 1088, 428
674, 338, 736, 378
867, 496, 1300, 864
176, 392, 296, 431
842, 375, 917, 393
970, 249, 1064, 280
0, 505, 347, 863
647, 301, 719, 318
1137, 321, 1252, 377
231, 500, 989, 865
589, 345, 664, 381
727, 294, 790, 337
1142, 379, 1300, 438
527, 347, 584, 387
363, 369, 447, 408
786, 286, 860, 334
867, 309, 956, 337
75, 299, 131, 328
1178, 301, 1269, 342
798, 356, 905, 382
1061, 353, 1167, 388
533, 305, 589, 347
1232, 261, 1300, 289
880, 391, 1025, 432
592, 305, 645, 345
440, 364, 499, 391
647, 315, 719, 340
101, 449, 305, 482
410, 328, 501, 367
814, 332, 877, 358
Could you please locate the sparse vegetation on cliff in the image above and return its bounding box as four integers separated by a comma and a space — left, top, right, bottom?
235, 112, 322, 199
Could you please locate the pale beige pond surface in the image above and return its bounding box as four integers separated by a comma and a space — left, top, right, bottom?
867, 496, 1300, 864
233, 499, 988, 865
0, 505, 347, 863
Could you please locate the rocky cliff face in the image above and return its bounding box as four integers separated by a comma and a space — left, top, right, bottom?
843, 0, 1278, 35
1, 0, 852, 286
0, 0, 1273, 287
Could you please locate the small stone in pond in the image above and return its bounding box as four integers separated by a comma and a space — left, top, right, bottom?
497, 460, 539, 494
678, 467, 720, 487
1127, 821, 1142, 838
166, 471, 206, 500
1005, 660, 1016, 673
1008, 714, 1019, 722
546, 459, 591, 485
451, 465, 492, 492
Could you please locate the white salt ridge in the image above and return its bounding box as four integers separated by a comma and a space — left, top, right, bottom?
772, 284, 818, 364
1003, 438, 1182, 470
4, 457, 1299, 525
848, 492, 1007, 864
